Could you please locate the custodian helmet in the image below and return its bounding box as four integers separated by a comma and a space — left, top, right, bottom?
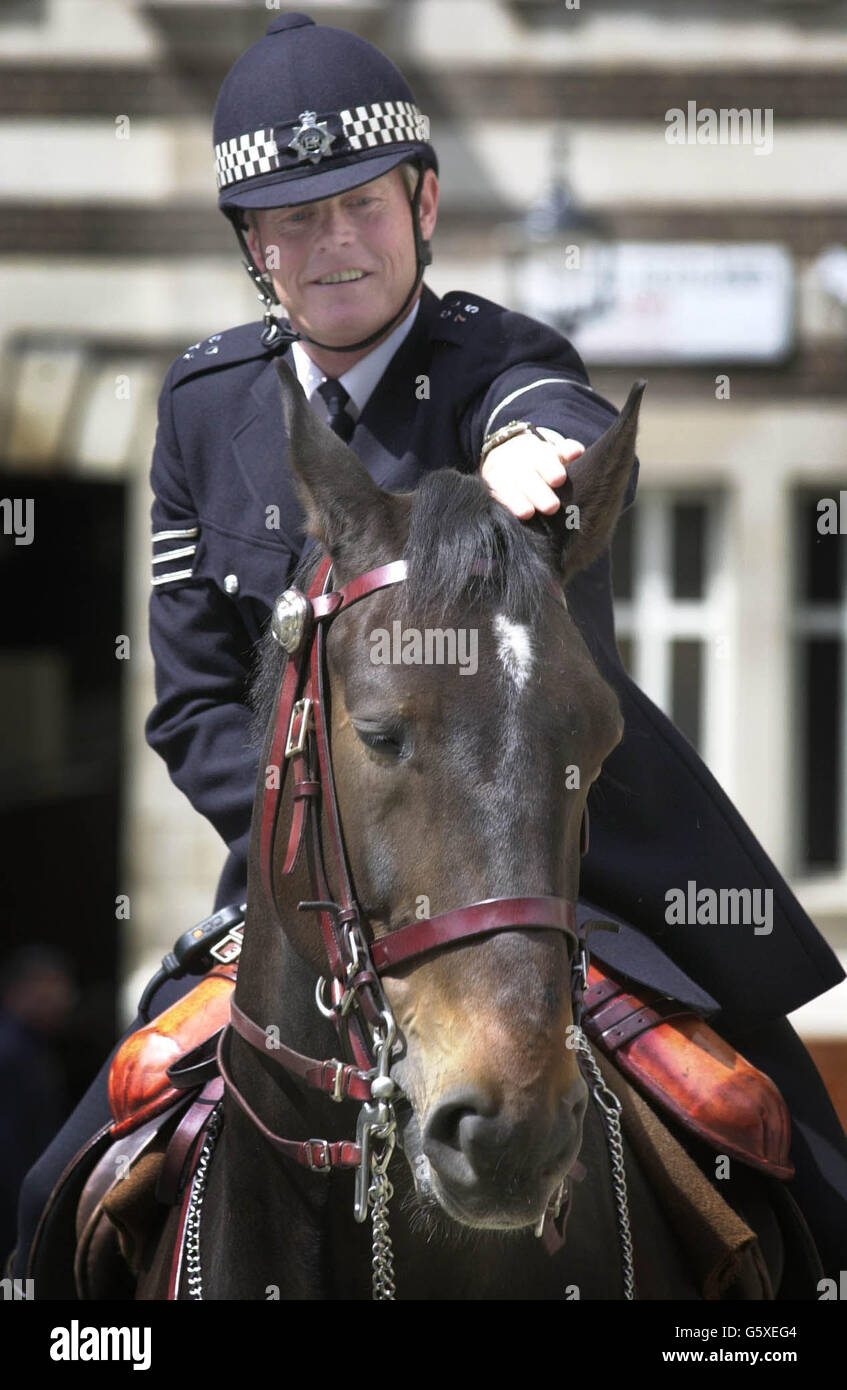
212, 11, 438, 352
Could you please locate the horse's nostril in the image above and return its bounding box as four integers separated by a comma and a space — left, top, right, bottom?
424, 1088, 494, 1157
422, 1082, 585, 1208
422, 1088, 500, 1191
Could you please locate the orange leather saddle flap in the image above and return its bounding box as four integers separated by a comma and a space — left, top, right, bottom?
584, 962, 793, 1180
109, 963, 236, 1139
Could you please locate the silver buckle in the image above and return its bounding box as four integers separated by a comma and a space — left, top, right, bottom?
572, 944, 589, 992
306, 1138, 332, 1172
342, 920, 364, 977
285, 697, 313, 758
327, 1059, 345, 1103
209, 922, 244, 965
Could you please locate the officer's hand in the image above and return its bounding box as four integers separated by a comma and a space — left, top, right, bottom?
479, 428, 585, 520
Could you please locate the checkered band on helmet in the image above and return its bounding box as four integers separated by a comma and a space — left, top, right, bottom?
215, 128, 280, 191
214, 102, 431, 192
341, 100, 431, 152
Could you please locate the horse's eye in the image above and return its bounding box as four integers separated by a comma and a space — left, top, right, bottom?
352, 723, 410, 759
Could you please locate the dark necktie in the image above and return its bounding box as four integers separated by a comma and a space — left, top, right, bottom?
316, 378, 355, 443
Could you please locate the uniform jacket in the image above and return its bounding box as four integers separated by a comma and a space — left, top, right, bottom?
146, 282, 844, 1026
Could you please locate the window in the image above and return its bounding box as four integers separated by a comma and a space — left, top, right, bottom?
791, 488, 845, 872
611, 490, 732, 779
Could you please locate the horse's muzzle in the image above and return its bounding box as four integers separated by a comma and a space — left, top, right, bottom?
419, 1075, 588, 1229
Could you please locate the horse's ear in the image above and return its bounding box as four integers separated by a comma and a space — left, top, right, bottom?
537, 380, 646, 586
274, 358, 394, 573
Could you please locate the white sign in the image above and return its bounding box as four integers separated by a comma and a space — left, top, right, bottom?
516, 242, 794, 363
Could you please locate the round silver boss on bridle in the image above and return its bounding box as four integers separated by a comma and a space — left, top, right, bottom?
271, 588, 311, 654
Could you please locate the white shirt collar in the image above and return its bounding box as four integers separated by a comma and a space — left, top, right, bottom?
289, 297, 421, 421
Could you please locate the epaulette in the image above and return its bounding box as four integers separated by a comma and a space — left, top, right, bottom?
170, 320, 277, 387
430, 290, 500, 345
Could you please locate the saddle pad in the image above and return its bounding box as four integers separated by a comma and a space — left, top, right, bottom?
593, 1048, 775, 1299
74, 1106, 185, 1298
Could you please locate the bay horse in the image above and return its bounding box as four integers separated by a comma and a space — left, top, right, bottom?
137, 362, 795, 1300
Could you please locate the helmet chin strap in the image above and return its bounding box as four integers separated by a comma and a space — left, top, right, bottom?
231, 165, 432, 355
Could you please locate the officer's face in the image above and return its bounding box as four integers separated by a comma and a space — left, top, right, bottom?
246, 167, 438, 350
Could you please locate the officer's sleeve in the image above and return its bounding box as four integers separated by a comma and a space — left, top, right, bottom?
461, 311, 639, 512
144, 362, 262, 873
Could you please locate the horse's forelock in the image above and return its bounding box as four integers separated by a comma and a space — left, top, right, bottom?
399, 470, 554, 625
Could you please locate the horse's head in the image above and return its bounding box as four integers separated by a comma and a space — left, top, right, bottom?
269, 361, 644, 1232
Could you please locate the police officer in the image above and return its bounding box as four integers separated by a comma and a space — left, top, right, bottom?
12, 10, 847, 1286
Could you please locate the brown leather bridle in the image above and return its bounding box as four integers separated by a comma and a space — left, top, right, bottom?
217, 552, 594, 1202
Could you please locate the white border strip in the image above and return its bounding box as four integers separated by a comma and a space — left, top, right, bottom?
483, 377, 587, 437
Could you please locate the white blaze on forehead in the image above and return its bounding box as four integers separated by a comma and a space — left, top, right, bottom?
493, 613, 533, 689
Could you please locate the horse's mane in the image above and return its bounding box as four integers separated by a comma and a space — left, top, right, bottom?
248, 469, 555, 747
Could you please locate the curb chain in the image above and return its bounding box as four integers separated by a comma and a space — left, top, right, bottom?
183, 1103, 222, 1302
369, 1167, 396, 1301
576, 1031, 636, 1300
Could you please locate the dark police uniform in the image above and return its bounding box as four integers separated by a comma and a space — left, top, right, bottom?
12, 289, 847, 1283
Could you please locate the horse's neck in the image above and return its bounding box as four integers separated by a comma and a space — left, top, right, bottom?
236, 899, 328, 1048
205, 916, 345, 1298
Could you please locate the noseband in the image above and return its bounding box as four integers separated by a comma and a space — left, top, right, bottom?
218, 552, 596, 1213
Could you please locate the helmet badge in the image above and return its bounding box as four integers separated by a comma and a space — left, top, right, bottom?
288, 111, 335, 165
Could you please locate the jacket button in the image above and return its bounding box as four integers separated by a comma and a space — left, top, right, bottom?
224, 573, 239, 595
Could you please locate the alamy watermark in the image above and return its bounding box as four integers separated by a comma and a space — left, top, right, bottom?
817, 492, 847, 534
369, 623, 478, 676
665, 102, 773, 156
1, 497, 34, 545
665, 880, 773, 935
50, 1320, 151, 1370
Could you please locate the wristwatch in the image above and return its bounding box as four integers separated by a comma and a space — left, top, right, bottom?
479, 419, 547, 464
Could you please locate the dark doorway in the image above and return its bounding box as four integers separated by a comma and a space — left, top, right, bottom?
0, 472, 126, 1102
